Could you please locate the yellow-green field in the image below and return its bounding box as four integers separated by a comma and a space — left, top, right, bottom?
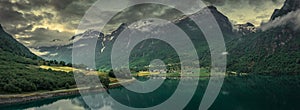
39, 65, 106, 74
137, 71, 160, 76
39, 65, 79, 72
39, 65, 114, 82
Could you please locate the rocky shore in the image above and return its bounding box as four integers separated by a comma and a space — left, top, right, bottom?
0, 79, 135, 106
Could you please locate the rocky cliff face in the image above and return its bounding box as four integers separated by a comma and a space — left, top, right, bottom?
206, 6, 234, 35
271, 0, 300, 20
177, 6, 234, 36
234, 22, 256, 36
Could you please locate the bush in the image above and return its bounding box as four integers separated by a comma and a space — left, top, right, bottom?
16, 79, 37, 92
65, 83, 70, 89
0, 51, 76, 93
108, 69, 116, 78
3, 83, 21, 93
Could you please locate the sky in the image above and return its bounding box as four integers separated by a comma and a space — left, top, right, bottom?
0, 0, 285, 50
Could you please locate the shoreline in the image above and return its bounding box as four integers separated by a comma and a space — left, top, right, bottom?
0, 79, 135, 106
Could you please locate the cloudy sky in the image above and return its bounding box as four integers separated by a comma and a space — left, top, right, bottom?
0, 0, 285, 49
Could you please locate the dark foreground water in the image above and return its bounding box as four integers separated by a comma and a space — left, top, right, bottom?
1, 75, 300, 110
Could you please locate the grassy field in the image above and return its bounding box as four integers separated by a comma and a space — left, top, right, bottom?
137, 71, 160, 76
39, 65, 117, 83
39, 65, 107, 75
39, 65, 78, 72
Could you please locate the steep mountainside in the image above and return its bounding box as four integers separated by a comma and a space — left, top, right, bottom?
227, 0, 300, 74
271, 0, 300, 20
38, 29, 105, 62
227, 26, 300, 74
0, 25, 75, 93
0, 24, 39, 59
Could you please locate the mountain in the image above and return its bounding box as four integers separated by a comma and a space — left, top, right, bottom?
38, 5, 236, 69
203, 6, 234, 36
36, 1, 300, 74
271, 0, 300, 20
227, 26, 300, 74
0, 24, 39, 59
226, 0, 300, 74
174, 6, 235, 40
234, 22, 257, 36
37, 29, 105, 63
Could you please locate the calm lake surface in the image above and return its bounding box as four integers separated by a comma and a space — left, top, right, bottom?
1, 75, 300, 110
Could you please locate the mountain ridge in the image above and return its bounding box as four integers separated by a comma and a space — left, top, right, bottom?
0, 24, 39, 59
36, 2, 300, 74
271, 0, 300, 20
37, 5, 236, 67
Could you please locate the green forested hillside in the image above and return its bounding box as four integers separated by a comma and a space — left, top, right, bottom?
227, 26, 300, 74
0, 50, 76, 94
226, 0, 300, 74
0, 25, 39, 59
0, 25, 76, 94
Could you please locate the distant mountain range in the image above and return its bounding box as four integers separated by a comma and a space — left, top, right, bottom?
36, 0, 300, 74
37, 5, 236, 68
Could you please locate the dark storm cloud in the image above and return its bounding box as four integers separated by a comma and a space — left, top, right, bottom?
78, 1, 191, 34
54, 0, 96, 25
19, 28, 73, 47
0, 0, 51, 23
24, 14, 44, 21
203, 0, 284, 12
0, 1, 44, 27
0, 0, 286, 49
129, 0, 204, 12
8, 25, 33, 35
108, 4, 183, 24
0, 1, 25, 23
203, 0, 226, 6
0, 0, 94, 47
50, 0, 76, 10
8, 0, 49, 11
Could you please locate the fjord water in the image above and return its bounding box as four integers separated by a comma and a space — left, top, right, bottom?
1, 76, 300, 110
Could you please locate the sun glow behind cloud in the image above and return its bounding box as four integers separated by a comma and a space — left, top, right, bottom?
217, 0, 284, 26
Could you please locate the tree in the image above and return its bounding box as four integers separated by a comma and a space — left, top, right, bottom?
59, 61, 66, 66
3, 83, 21, 93
17, 79, 37, 92
54, 60, 58, 65
49, 60, 54, 64
108, 69, 116, 78
66, 63, 72, 67
65, 83, 70, 89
